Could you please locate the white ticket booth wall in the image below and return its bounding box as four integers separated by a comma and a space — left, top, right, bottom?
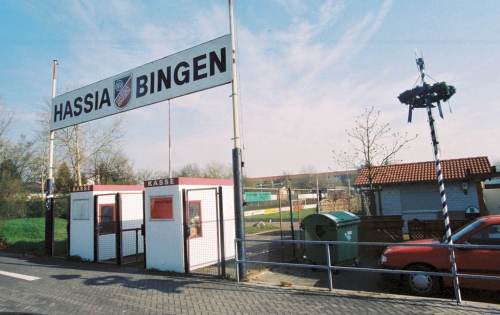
144, 177, 235, 275
69, 185, 144, 264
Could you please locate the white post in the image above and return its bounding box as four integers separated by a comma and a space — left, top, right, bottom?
229, 0, 246, 280
45, 59, 58, 256
47, 59, 58, 193
229, 0, 241, 149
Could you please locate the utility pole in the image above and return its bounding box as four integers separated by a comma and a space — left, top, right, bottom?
228, 0, 245, 280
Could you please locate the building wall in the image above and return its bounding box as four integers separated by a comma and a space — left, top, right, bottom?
484, 187, 500, 215
145, 185, 184, 272
380, 181, 480, 220
70, 191, 94, 260
70, 189, 144, 262
144, 184, 235, 273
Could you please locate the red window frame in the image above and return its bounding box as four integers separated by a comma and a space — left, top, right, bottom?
98, 203, 116, 235
188, 200, 202, 239
150, 196, 174, 220
98, 203, 116, 223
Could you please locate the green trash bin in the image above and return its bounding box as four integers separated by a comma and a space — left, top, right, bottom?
301, 211, 360, 265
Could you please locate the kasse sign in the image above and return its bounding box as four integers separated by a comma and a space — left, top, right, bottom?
50, 35, 232, 131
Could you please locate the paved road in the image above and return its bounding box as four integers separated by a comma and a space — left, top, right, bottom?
0, 252, 498, 315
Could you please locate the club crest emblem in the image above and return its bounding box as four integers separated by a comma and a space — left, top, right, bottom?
114, 74, 132, 109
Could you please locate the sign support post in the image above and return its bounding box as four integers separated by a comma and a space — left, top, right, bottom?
45, 59, 58, 256
229, 0, 246, 280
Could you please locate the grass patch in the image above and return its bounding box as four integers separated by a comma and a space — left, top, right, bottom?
245, 208, 317, 222
0, 217, 68, 255
245, 223, 280, 235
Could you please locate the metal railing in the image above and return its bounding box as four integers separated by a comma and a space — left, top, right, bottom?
234, 238, 500, 304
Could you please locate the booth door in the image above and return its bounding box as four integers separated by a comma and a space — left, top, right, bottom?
96, 202, 117, 262
183, 187, 226, 277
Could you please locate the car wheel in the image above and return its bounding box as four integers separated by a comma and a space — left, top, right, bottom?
405, 264, 441, 296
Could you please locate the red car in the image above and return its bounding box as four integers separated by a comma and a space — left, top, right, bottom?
381, 215, 500, 296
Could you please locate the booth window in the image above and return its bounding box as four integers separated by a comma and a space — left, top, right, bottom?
72, 199, 89, 220
151, 196, 173, 220
98, 204, 116, 234
188, 201, 202, 238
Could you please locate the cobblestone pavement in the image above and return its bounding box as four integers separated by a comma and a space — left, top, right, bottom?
0, 252, 498, 315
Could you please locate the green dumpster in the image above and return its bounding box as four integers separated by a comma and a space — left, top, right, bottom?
301, 211, 360, 265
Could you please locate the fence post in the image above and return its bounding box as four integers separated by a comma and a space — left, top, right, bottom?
67, 196, 71, 257
135, 229, 139, 262
325, 243, 333, 291
235, 239, 240, 283
44, 197, 55, 256
278, 189, 283, 240
218, 186, 226, 278
115, 193, 122, 265
288, 187, 296, 260
288, 187, 295, 239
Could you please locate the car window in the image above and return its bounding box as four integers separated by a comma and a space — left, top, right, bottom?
467, 225, 500, 245
449, 219, 483, 243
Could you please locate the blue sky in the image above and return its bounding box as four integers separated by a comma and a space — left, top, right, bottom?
1, 0, 500, 176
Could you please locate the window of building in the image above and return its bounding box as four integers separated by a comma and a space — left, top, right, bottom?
98, 204, 116, 234
72, 199, 89, 220
151, 196, 174, 220
188, 201, 202, 238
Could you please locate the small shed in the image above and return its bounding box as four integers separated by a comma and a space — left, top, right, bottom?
70, 184, 144, 263
354, 157, 493, 228
143, 177, 235, 275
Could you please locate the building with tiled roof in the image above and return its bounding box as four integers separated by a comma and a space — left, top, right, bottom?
354, 156, 495, 224
354, 156, 492, 186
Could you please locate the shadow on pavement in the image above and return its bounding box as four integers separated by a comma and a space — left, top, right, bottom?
51, 274, 196, 294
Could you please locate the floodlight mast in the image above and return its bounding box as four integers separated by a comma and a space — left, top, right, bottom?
414, 55, 462, 304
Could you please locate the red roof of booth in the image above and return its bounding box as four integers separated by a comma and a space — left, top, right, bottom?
72, 184, 144, 192
144, 177, 233, 188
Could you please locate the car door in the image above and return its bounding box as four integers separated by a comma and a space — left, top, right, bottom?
455, 224, 500, 290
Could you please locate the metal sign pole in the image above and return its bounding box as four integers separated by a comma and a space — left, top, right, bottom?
45, 59, 58, 256
417, 57, 462, 304
229, 0, 246, 280
168, 99, 172, 178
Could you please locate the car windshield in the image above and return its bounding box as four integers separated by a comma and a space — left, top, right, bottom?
444, 219, 483, 243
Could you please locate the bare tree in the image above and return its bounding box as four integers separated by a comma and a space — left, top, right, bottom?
57, 119, 123, 186
339, 106, 417, 215
203, 161, 232, 179
0, 104, 13, 155
0, 107, 12, 140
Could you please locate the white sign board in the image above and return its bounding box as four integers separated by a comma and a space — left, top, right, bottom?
51, 35, 232, 130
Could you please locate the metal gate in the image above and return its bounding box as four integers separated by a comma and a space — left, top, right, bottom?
94, 193, 144, 265
46, 195, 70, 257
183, 187, 226, 277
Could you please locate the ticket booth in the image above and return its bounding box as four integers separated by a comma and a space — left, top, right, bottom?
144, 177, 235, 275
69, 185, 144, 264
